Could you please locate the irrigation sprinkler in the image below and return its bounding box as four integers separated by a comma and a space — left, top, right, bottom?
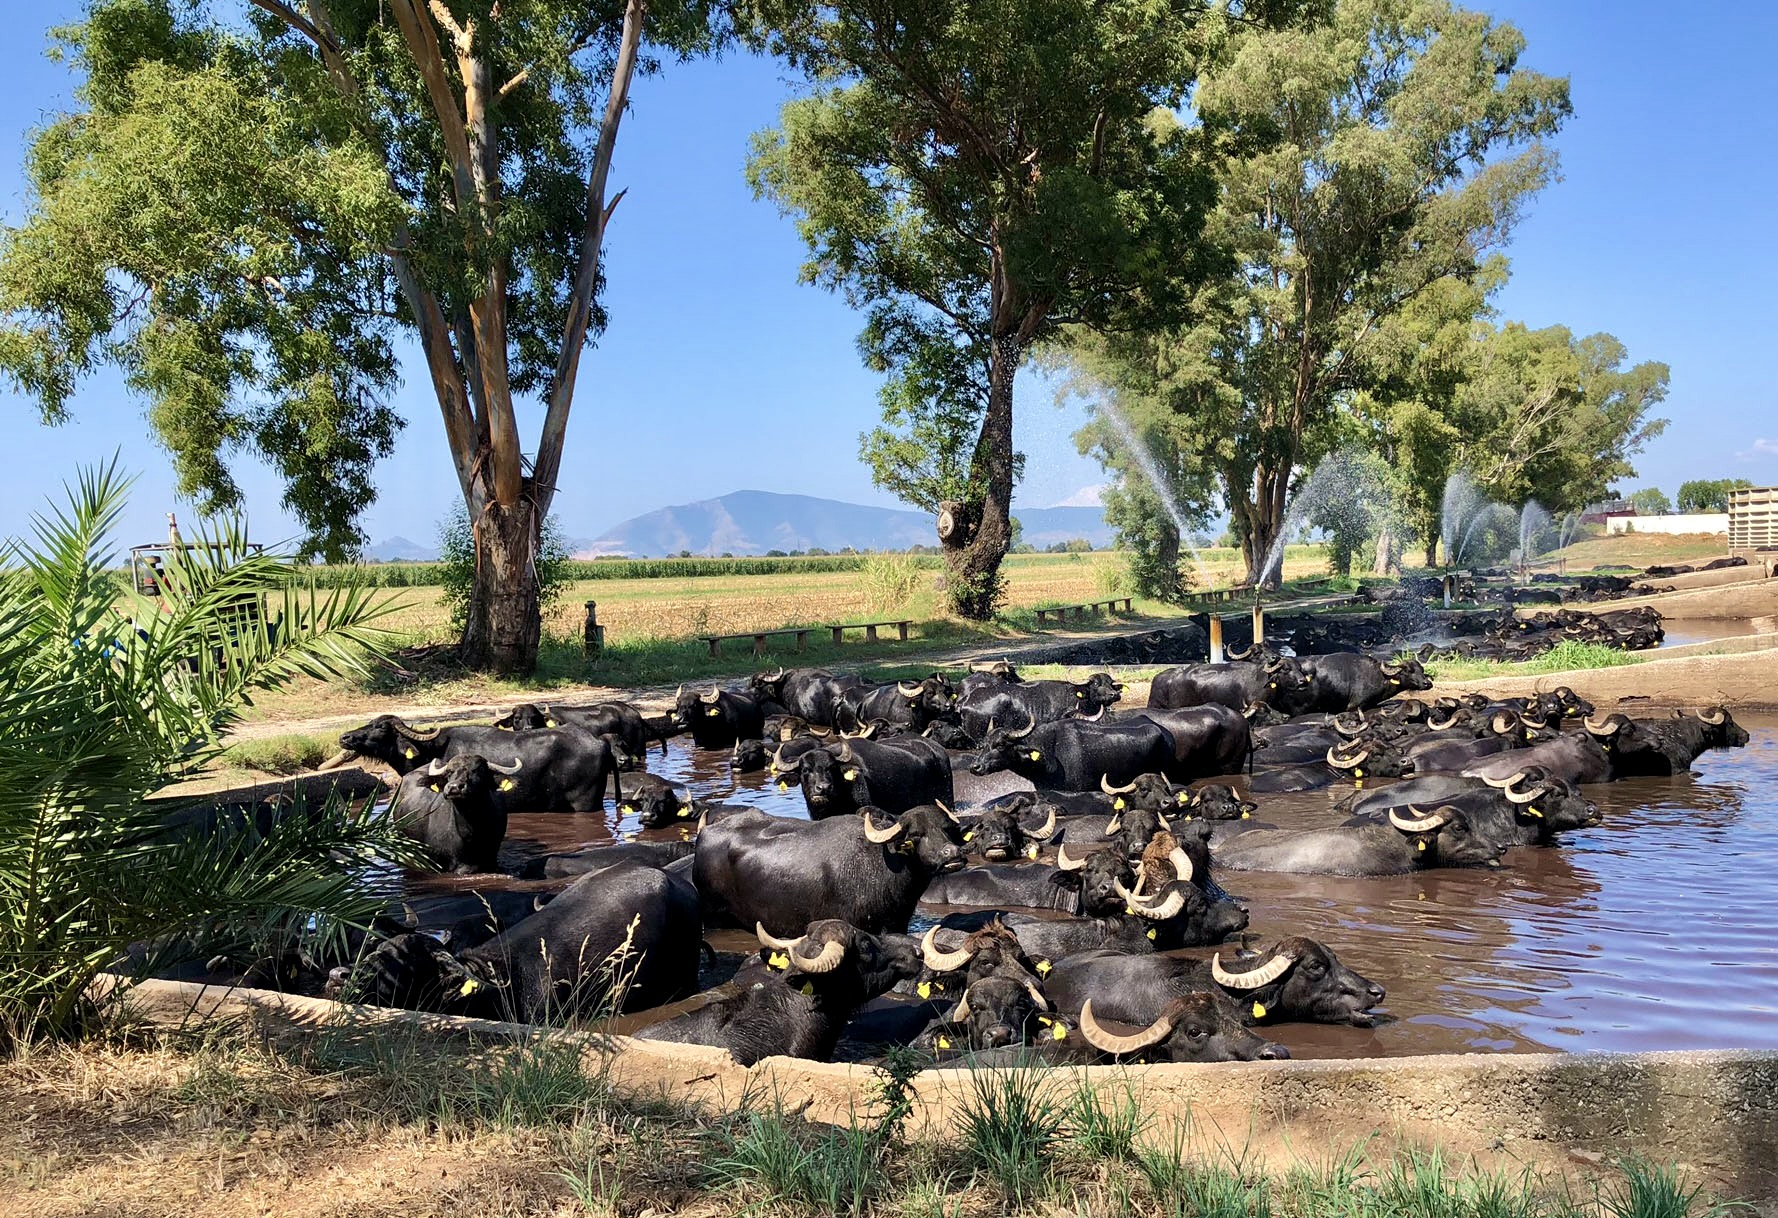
1251, 594, 1265, 648
1209, 614, 1224, 664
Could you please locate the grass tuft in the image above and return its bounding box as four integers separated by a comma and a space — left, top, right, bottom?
710, 1105, 885, 1217
954, 1060, 1065, 1204
1425, 640, 1647, 684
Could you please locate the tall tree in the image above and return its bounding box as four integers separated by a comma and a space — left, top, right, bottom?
746, 0, 1235, 617
1677, 478, 1751, 513
1065, 0, 1571, 585
0, 0, 716, 673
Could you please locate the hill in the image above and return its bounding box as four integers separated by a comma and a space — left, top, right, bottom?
578, 490, 1113, 556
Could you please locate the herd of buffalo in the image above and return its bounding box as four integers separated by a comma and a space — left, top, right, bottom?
309, 636, 1751, 1068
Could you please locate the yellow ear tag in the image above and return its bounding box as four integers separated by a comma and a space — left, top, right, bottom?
459, 978, 480, 996
1029, 750, 1042, 762
499, 779, 516, 792
618, 803, 633, 814
843, 769, 859, 782
767, 951, 790, 970
497, 724, 512, 731
1113, 797, 1126, 811
1026, 844, 1039, 859
1125, 906, 1137, 917
777, 781, 790, 792
1241, 811, 1251, 819
1146, 928, 1157, 940
1416, 840, 1427, 852
680, 828, 692, 840
1052, 1022, 1068, 1041
800, 982, 816, 996
963, 830, 975, 841
917, 981, 932, 999
1527, 806, 1542, 818
429, 783, 441, 792
1353, 768, 1364, 778
1037, 1015, 1054, 1026
706, 707, 722, 717
674, 807, 690, 818
1036, 959, 1052, 975
1076, 691, 1084, 698
1354, 780, 1365, 789
404, 747, 418, 760
936, 1036, 952, 1050
1252, 1001, 1268, 1020
545, 719, 558, 728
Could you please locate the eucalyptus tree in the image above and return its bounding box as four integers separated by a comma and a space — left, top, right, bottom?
0, 0, 719, 672
745, 0, 1242, 617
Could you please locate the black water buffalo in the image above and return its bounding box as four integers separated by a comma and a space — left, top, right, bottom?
920, 843, 1133, 919
731, 738, 771, 772
635, 920, 921, 1065
1044, 937, 1385, 1028
777, 735, 954, 819
1148, 658, 1314, 716
673, 686, 766, 749
1462, 729, 1613, 785
1605, 707, 1751, 776
956, 674, 1123, 739
1402, 732, 1514, 775
614, 773, 695, 829
960, 797, 1060, 863
329, 715, 624, 812
1295, 654, 1432, 712
748, 667, 866, 726
1073, 991, 1290, 1062
1340, 768, 1601, 846
1123, 704, 1252, 777
331, 864, 701, 1021
1214, 804, 1505, 875
837, 674, 957, 732
967, 716, 1177, 790
493, 700, 663, 760
693, 804, 966, 935
915, 973, 1054, 1053
1177, 784, 1258, 821
525, 839, 697, 879
389, 754, 513, 873
957, 660, 1021, 700
1247, 736, 1409, 793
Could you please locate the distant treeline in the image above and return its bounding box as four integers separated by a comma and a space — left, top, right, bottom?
295, 553, 902, 588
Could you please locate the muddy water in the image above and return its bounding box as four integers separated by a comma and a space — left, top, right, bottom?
407, 717, 1778, 1061
1658, 618, 1768, 648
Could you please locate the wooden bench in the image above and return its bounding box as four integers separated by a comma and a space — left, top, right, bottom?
699, 628, 812, 658
828, 619, 913, 644
1033, 598, 1134, 625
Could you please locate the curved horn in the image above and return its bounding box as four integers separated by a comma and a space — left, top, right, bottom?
487, 756, 522, 775
316, 748, 359, 772
1226, 642, 1254, 661
1025, 982, 1050, 1012
392, 719, 441, 741
699, 688, 723, 704
861, 811, 904, 844
791, 935, 847, 974
675, 684, 685, 701
1325, 746, 1368, 770
1077, 704, 1105, 722
1263, 656, 1287, 674
1211, 950, 1295, 990
1024, 806, 1058, 842
921, 927, 975, 973
1503, 782, 1540, 806
426, 756, 449, 776
1583, 714, 1621, 735
1118, 880, 1188, 921
1101, 815, 1122, 837
1333, 712, 1367, 737
1079, 999, 1171, 1056
1477, 768, 1525, 790
1167, 847, 1194, 884
1380, 657, 1405, 676
838, 740, 855, 763
755, 923, 801, 953
898, 680, 923, 696
936, 800, 962, 825
1101, 773, 1139, 796
771, 745, 804, 774
951, 991, 972, 1024
1389, 805, 1450, 834
809, 726, 834, 739
1490, 711, 1518, 735
1699, 707, 1727, 726
767, 666, 785, 681
1055, 843, 1091, 872
1004, 714, 1036, 740
1427, 710, 1461, 731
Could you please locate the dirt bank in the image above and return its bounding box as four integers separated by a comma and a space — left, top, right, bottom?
1545, 574, 1778, 620
1428, 641, 1778, 711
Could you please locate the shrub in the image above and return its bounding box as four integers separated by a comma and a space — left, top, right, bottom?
955, 1061, 1064, 1203
861, 551, 926, 615
437, 503, 573, 632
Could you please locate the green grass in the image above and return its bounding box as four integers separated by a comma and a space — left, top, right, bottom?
1425, 640, 1649, 684
213, 731, 338, 773
954, 1062, 1066, 1204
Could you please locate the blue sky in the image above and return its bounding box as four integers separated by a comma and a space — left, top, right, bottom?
1, 1, 1773, 550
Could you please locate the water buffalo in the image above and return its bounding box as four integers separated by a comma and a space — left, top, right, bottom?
956, 674, 1123, 740
634, 920, 922, 1064
525, 838, 697, 879
1462, 729, 1613, 785
693, 804, 966, 935
967, 715, 1178, 790
1122, 704, 1252, 777
960, 797, 1060, 862
1044, 937, 1385, 1028
327, 715, 624, 813
957, 659, 1022, 700
673, 686, 766, 749
1295, 654, 1432, 712
837, 674, 957, 733
1605, 707, 1751, 776
1074, 992, 1290, 1063
331, 864, 701, 1022
915, 973, 1055, 1053
1148, 658, 1314, 716
494, 700, 663, 760
1341, 768, 1601, 846
389, 754, 514, 873
730, 738, 771, 772
749, 667, 867, 726
1248, 736, 1409, 793
776, 734, 954, 818
1214, 805, 1505, 875
615, 773, 695, 828
920, 843, 1134, 918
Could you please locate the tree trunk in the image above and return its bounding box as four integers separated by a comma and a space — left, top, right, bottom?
1154, 523, 1183, 599
1372, 526, 1397, 576
459, 499, 541, 674
940, 335, 1019, 618
1424, 536, 1439, 569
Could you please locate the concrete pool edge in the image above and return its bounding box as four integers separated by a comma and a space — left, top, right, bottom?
117, 977, 1778, 1203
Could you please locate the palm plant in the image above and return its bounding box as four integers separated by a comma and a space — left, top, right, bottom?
0, 459, 420, 1044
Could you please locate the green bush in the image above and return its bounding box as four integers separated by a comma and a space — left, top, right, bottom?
436, 503, 574, 632
0, 460, 419, 1045
861, 551, 927, 614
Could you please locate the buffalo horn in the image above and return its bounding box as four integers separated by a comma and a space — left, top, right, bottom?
1490, 711, 1517, 735
699, 688, 723, 705
771, 746, 803, 774
1325, 746, 1368, 770
1583, 714, 1620, 735
936, 800, 963, 825
1226, 642, 1253, 661
767, 666, 785, 681
1263, 656, 1287, 674
1101, 773, 1140, 796
856, 721, 878, 740
1076, 704, 1105, 722
425, 757, 449, 776
951, 991, 972, 1023
1024, 806, 1058, 842
838, 740, 855, 763
392, 719, 441, 741
315, 748, 358, 771
921, 927, 975, 972
1005, 714, 1036, 740
1427, 711, 1461, 731
1333, 712, 1367, 737
487, 757, 522, 775
1078, 999, 1171, 1055
1101, 815, 1122, 837
1025, 982, 1051, 1012
1211, 950, 1295, 989
1503, 780, 1541, 805
1388, 805, 1449, 833
861, 811, 904, 844
1699, 707, 1727, 726
1055, 843, 1090, 872
898, 680, 923, 696
1477, 768, 1525, 790
755, 923, 801, 953
1167, 846, 1194, 883
793, 935, 847, 974
810, 726, 834, 739
1114, 878, 1186, 921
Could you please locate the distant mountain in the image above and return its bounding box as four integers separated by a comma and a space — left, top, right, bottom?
363, 535, 439, 562
580, 490, 1113, 557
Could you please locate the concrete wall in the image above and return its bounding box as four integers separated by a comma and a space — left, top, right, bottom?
119, 978, 1778, 1205
1607, 513, 1728, 535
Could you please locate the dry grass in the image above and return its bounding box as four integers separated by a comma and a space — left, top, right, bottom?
1536, 531, 1728, 572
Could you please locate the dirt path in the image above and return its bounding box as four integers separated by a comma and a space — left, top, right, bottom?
1428, 638, 1778, 711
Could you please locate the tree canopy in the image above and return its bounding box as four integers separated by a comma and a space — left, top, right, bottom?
1677, 478, 1752, 513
